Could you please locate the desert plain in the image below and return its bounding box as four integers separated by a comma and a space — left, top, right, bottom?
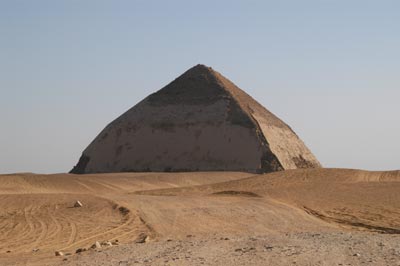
1, 168, 400, 266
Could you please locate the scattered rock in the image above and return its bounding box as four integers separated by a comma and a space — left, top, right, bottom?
91, 241, 102, 249
32, 248, 39, 252
353, 253, 361, 257
74, 201, 83, 208
55, 251, 64, 256
6, 250, 11, 253
76, 248, 87, 254
136, 234, 150, 244
235, 247, 255, 253
99, 241, 113, 247
118, 206, 130, 215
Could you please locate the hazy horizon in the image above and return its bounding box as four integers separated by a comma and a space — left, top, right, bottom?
1, 1, 399, 174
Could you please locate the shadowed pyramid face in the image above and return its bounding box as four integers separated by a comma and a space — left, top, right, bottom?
71, 64, 321, 174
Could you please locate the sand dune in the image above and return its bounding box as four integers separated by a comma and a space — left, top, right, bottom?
1, 169, 400, 265
138, 169, 400, 234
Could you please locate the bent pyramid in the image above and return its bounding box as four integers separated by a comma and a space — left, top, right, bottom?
71, 64, 321, 174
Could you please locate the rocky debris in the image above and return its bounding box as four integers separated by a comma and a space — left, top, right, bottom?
75, 248, 87, 254
136, 234, 150, 244
44, 232, 400, 266
91, 241, 102, 249
90, 240, 118, 249
102, 241, 113, 247
234, 247, 256, 253
74, 201, 83, 208
117, 206, 130, 216
264, 246, 274, 251
55, 251, 64, 256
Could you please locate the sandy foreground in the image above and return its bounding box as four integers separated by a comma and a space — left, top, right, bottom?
0, 169, 400, 266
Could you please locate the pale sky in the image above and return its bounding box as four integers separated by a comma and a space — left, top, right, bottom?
1, 0, 399, 173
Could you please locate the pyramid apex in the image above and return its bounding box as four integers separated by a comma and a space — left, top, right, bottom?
193, 63, 211, 69
185, 64, 214, 74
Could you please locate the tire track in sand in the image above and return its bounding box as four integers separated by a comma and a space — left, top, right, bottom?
59, 207, 142, 251
46, 207, 62, 240
66, 218, 77, 246
31, 212, 48, 248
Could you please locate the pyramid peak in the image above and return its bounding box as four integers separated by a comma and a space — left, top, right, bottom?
191, 64, 212, 70
146, 64, 227, 106
183, 64, 216, 77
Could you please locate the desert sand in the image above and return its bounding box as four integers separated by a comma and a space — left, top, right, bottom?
1, 169, 400, 265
